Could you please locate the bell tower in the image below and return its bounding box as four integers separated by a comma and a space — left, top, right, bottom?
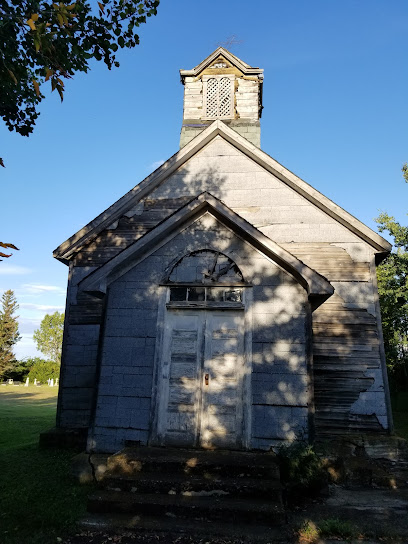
179, 48, 264, 148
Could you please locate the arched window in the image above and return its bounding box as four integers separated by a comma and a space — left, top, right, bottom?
165, 250, 245, 305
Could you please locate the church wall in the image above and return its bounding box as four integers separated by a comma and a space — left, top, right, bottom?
61, 137, 390, 439
87, 215, 310, 453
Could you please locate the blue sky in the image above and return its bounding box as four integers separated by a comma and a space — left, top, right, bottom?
1, 0, 407, 359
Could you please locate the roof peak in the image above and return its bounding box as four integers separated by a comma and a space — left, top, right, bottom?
180, 47, 263, 81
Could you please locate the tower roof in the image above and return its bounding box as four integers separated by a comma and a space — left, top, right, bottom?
179, 47, 264, 83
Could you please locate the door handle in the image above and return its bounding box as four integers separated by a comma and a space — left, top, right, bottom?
204, 373, 209, 386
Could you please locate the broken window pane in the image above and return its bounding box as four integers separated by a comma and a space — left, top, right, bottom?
169, 287, 187, 301
224, 289, 242, 302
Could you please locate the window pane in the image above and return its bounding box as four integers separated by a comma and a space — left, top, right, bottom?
206, 287, 224, 302
224, 289, 242, 302
170, 287, 187, 301
188, 287, 205, 301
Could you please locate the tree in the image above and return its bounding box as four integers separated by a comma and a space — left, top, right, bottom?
28, 358, 60, 382
0, 0, 159, 139
376, 168, 408, 390
3, 355, 39, 380
0, 290, 21, 378
33, 311, 64, 362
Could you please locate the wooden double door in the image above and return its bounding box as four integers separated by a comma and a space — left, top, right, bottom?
156, 309, 245, 449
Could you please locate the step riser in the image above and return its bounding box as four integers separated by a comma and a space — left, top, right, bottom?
87, 498, 283, 525
107, 460, 279, 480
104, 477, 281, 500
90, 447, 283, 529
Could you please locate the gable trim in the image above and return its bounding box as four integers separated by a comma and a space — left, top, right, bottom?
54, 120, 391, 263
179, 47, 264, 82
79, 192, 334, 308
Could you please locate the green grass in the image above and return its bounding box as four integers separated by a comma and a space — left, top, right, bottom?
318, 518, 359, 540
391, 392, 408, 441
0, 386, 92, 544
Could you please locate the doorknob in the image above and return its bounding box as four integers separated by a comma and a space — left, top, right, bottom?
204, 373, 209, 386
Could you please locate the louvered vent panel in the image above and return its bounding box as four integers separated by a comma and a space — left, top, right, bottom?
206, 78, 218, 117
219, 78, 231, 116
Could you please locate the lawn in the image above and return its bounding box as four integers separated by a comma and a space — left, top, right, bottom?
0, 386, 92, 544
0, 385, 407, 544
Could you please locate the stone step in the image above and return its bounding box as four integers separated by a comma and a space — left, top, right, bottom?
103, 471, 282, 499
107, 446, 280, 480
88, 490, 284, 525
81, 512, 287, 542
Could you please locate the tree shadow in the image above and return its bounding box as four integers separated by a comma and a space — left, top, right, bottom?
60, 145, 387, 453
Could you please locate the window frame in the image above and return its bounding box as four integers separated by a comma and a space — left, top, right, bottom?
202, 74, 235, 120
166, 285, 245, 310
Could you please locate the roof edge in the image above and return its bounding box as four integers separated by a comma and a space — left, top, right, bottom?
55, 119, 391, 263
179, 47, 264, 82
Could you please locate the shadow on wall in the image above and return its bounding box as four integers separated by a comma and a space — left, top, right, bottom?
71, 157, 382, 451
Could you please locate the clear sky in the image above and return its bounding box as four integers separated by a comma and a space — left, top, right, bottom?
1, 0, 407, 359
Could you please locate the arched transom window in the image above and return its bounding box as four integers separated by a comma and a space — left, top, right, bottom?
166, 250, 245, 305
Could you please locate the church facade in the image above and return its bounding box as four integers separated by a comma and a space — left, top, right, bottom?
54, 49, 393, 453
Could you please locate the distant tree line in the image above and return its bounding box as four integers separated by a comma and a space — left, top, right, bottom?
376, 164, 408, 391
0, 289, 64, 383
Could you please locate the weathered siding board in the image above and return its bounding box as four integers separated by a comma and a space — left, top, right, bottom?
312, 297, 385, 435
68, 292, 103, 325
281, 240, 387, 434
57, 266, 101, 429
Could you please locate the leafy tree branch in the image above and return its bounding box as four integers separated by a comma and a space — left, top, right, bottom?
0, 0, 160, 137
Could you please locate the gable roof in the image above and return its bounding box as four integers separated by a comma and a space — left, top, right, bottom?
54, 120, 391, 264
179, 47, 264, 82
79, 192, 334, 309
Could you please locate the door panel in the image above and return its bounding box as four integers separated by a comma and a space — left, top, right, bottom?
201, 312, 244, 448
161, 312, 202, 446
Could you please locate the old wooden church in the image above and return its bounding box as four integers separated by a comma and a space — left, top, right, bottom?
54, 48, 393, 453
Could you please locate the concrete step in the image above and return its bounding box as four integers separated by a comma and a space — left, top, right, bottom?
106, 446, 280, 480
103, 471, 282, 499
88, 490, 284, 525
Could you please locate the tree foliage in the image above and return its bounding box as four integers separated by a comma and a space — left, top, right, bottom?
0, 242, 19, 260
2, 355, 40, 380
0, 289, 21, 378
0, 0, 160, 137
376, 176, 408, 389
33, 310, 64, 362
28, 358, 60, 382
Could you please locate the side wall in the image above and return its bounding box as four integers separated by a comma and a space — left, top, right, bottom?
87, 214, 310, 453
57, 264, 102, 428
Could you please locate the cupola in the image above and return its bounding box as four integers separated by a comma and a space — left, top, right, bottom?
179, 48, 264, 148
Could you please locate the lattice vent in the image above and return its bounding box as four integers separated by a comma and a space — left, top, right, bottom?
219, 78, 231, 117
206, 78, 218, 117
